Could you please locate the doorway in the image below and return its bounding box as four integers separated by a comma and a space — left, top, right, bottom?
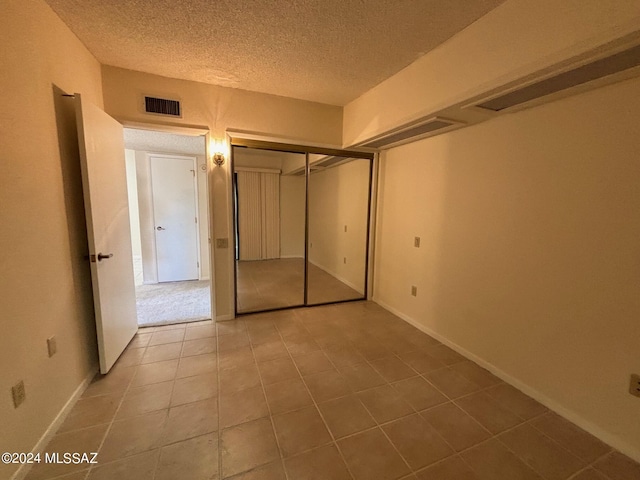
231, 139, 374, 315
123, 128, 212, 326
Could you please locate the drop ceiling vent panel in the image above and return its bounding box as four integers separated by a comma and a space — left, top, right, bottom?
144, 96, 182, 117
476, 43, 640, 112
360, 117, 462, 149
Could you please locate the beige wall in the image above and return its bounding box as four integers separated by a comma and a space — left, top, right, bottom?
102, 67, 343, 318
373, 76, 640, 460
343, 0, 640, 146
308, 160, 371, 293
0, 0, 104, 477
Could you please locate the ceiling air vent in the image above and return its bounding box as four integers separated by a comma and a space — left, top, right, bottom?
359, 117, 463, 149
476, 43, 640, 112
143, 95, 181, 117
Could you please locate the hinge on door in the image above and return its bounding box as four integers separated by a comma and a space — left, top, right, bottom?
197, 262, 200, 268
195, 217, 197, 224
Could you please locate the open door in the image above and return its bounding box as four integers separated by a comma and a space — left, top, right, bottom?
75, 93, 138, 373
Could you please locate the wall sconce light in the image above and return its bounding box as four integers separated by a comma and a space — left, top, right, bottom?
212, 152, 225, 167
210, 138, 228, 167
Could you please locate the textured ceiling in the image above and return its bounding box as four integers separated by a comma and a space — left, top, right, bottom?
123, 128, 205, 154
45, 0, 505, 106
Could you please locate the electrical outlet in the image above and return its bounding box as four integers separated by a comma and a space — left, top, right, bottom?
414, 237, 421, 248
411, 285, 417, 296
630, 374, 640, 398
12, 381, 25, 408
47, 336, 57, 357
215, 238, 228, 248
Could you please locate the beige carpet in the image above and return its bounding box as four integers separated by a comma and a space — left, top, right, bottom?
135, 280, 211, 326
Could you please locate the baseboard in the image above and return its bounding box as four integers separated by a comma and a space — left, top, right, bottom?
374, 298, 640, 463
12, 365, 99, 480
216, 313, 235, 321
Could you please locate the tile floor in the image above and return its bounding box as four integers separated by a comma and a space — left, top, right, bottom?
25, 301, 640, 480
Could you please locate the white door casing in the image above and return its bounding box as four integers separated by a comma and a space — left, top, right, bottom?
150, 155, 199, 282
74, 93, 138, 374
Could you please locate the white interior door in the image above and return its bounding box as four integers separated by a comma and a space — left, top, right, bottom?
151, 155, 199, 282
74, 93, 138, 374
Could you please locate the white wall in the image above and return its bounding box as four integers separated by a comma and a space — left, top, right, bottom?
0, 1, 103, 478
373, 76, 640, 460
308, 160, 371, 293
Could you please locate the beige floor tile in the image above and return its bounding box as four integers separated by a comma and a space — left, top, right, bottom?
99, 410, 167, 463
530, 412, 611, 463
317, 395, 376, 439
424, 344, 467, 365
570, 468, 610, 480
161, 397, 218, 445
415, 455, 481, 480
220, 386, 269, 429
182, 337, 217, 357
176, 353, 217, 378
221, 418, 280, 478
217, 319, 247, 336
184, 324, 217, 341
218, 346, 256, 370
25, 425, 108, 480
116, 347, 146, 367
425, 367, 482, 399
272, 406, 332, 457
263, 378, 314, 415
116, 381, 173, 419
292, 351, 335, 376
257, 357, 300, 385
304, 369, 352, 402
283, 336, 321, 356
284, 445, 351, 480
391, 376, 448, 411
128, 332, 153, 349
355, 341, 393, 360
485, 384, 548, 420
397, 351, 446, 374
323, 345, 366, 367
461, 439, 544, 480
370, 356, 417, 382
58, 393, 121, 433
148, 329, 185, 346
131, 359, 179, 387
498, 423, 586, 480
382, 413, 454, 470
219, 364, 262, 394
594, 451, 640, 480
357, 384, 414, 424
455, 391, 524, 434
252, 340, 289, 363
87, 449, 159, 480
421, 403, 491, 452
218, 332, 251, 352
225, 461, 286, 479
156, 433, 218, 480
450, 361, 502, 388
141, 343, 182, 364
338, 428, 411, 480
339, 362, 387, 392
248, 328, 282, 347
171, 373, 217, 406
82, 367, 135, 398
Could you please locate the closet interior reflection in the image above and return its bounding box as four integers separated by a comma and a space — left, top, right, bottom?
232, 142, 373, 314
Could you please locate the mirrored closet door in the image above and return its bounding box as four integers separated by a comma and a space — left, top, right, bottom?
232, 141, 373, 315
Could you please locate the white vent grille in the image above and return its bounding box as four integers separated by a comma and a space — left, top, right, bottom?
144, 96, 181, 117
476, 43, 640, 111
359, 117, 463, 149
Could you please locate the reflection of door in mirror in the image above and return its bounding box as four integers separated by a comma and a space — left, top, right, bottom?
307, 156, 371, 305
234, 147, 306, 313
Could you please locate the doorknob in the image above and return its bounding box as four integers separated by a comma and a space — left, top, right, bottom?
156, 226, 166, 231
97, 253, 113, 261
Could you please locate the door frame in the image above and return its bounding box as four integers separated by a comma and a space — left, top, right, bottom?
148, 152, 201, 282
119, 121, 216, 321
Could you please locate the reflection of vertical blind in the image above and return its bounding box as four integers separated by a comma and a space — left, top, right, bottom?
237, 171, 280, 260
